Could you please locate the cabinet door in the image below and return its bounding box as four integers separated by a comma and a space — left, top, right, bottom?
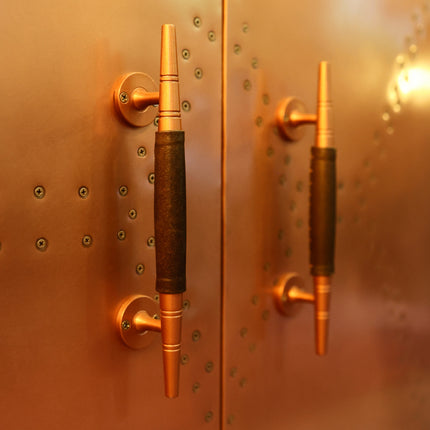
223, 1, 430, 429
0, 2, 222, 429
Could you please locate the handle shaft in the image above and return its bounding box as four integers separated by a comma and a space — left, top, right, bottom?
310, 61, 336, 356
154, 24, 186, 398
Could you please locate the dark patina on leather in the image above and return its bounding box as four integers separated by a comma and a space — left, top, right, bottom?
310, 146, 336, 276
155, 130, 186, 294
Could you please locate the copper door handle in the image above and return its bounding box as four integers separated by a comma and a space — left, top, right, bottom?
114, 24, 186, 398
275, 62, 336, 355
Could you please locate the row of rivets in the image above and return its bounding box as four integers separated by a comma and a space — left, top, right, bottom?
32, 234, 154, 250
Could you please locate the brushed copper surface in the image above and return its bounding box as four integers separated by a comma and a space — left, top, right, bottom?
223, 0, 430, 429
0, 1, 222, 429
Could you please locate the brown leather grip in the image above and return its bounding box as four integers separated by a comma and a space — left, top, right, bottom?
155, 130, 186, 294
310, 147, 336, 276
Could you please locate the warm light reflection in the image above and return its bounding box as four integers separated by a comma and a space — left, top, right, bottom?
397, 68, 430, 94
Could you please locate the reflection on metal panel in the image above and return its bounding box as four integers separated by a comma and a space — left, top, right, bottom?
0, 1, 222, 429
223, 0, 430, 429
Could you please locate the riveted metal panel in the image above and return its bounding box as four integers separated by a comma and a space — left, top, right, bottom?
223, 1, 430, 429
0, 1, 221, 429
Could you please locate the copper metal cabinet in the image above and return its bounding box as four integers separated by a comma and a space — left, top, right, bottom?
1, 1, 430, 429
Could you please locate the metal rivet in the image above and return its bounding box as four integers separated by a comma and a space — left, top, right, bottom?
263, 94, 270, 105
205, 361, 214, 373
136, 263, 145, 275
230, 367, 238, 377
119, 92, 129, 104
242, 23, 249, 33
195, 68, 203, 79
296, 181, 304, 192
290, 200, 296, 211
393, 103, 401, 113
122, 320, 130, 330
409, 44, 418, 55
182, 48, 190, 60
182, 100, 191, 112
148, 173, 155, 184
192, 382, 201, 393
279, 175, 286, 185
239, 378, 247, 388
266, 147, 274, 157
181, 354, 190, 365
382, 112, 390, 122
296, 219, 303, 228
35, 237, 48, 251
243, 79, 252, 91
137, 146, 147, 157
154, 116, 159, 127
387, 125, 394, 135
117, 230, 126, 241
205, 412, 213, 423
153, 313, 160, 320
208, 31, 216, 41
34, 186, 45, 199
79, 186, 89, 199
82, 235, 92, 247
234, 44, 241, 54
154, 294, 159, 302
193, 16, 202, 27
251, 295, 259, 306
255, 116, 263, 127
183, 299, 190, 310
262, 310, 270, 321
192, 330, 201, 342
284, 154, 291, 165
251, 57, 258, 69
240, 327, 248, 338
119, 185, 128, 196
396, 54, 405, 65
147, 236, 155, 247
128, 209, 137, 219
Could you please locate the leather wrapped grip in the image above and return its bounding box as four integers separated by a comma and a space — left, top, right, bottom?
309, 147, 336, 276
155, 131, 186, 294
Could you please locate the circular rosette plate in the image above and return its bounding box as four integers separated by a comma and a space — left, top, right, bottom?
274, 273, 306, 317
276, 97, 308, 142
116, 295, 159, 349
113, 72, 158, 127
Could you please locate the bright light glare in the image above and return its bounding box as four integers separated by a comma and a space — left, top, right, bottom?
397, 68, 430, 94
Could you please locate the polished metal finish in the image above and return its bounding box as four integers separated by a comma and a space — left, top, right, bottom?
158, 24, 181, 132
275, 61, 334, 356
274, 273, 312, 317
113, 72, 159, 127
116, 295, 160, 349
157, 24, 184, 399
0, 2, 222, 428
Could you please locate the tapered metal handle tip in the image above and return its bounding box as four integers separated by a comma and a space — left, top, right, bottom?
159, 293, 183, 398
314, 276, 331, 356
159, 24, 181, 132
316, 61, 334, 149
